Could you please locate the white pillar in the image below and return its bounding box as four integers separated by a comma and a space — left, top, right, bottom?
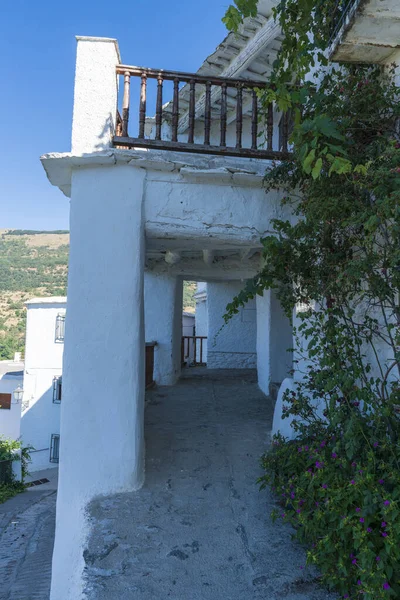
256, 290, 292, 395
144, 273, 183, 385
50, 164, 146, 600
71, 37, 121, 154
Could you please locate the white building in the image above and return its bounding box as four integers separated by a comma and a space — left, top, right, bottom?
0, 360, 24, 441
39, 0, 400, 597
20, 298, 66, 471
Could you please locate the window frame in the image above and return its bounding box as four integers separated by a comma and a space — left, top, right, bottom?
55, 313, 66, 343
50, 434, 60, 463
52, 376, 62, 404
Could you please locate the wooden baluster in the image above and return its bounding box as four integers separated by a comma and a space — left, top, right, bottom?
122, 71, 130, 137
172, 78, 180, 142
236, 84, 243, 149
204, 81, 211, 146
155, 74, 163, 141
188, 79, 196, 144
138, 73, 147, 139
194, 336, 197, 365
220, 82, 227, 147
282, 110, 289, 153
200, 338, 203, 365
251, 89, 258, 150
267, 102, 273, 150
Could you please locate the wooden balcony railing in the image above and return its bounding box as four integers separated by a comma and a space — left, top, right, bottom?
181, 336, 207, 367
113, 65, 292, 160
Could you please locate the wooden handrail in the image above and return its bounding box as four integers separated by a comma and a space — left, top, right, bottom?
113, 64, 293, 160
116, 64, 274, 88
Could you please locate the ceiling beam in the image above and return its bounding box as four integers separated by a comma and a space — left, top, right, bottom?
177, 17, 281, 133
165, 251, 181, 265
202, 249, 215, 266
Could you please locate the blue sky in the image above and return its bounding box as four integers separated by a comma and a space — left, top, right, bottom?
0, 0, 228, 230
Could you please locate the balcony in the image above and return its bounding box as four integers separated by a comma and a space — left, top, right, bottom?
329, 0, 400, 63
113, 65, 291, 161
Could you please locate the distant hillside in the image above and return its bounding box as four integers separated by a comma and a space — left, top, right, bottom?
0, 230, 69, 359
0, 230, 196, 360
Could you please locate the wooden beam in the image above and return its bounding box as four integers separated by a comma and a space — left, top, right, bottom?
165, 251, 181, 265
202, 250, 214, 266
177, 17, 281, 133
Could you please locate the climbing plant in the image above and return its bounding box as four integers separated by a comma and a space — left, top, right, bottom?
223, 2, 400, 599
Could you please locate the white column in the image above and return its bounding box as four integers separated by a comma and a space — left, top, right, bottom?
144, 273, 182, 385
50, 164, 146, 600
71, 36, 121, 154
256, 290, 292, 395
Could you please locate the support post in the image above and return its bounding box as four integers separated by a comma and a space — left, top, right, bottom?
71, 36, 121, 154
256, 290, 293, 396
144, 273, 182, 385
50, 164, 146, 600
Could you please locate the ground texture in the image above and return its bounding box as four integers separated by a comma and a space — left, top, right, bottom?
85, 370, 334, 600
0, 371, 335, 599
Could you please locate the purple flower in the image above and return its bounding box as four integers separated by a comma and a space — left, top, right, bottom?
356, 507, 361, 512
298, 447, 302, 452
290, 492, 295, 499
332, 452, 338, 458
383, 582, 390, 590
315, 461, 324, 469
379, 479, 384, 485
374, 442, 379, 447
384, 500, 390, 506
322, 484, 328, 489
381, 521, 387, 528
296, 509, 301, 514
376, 556, 380, 561
320, 441, 326, 447
350, 480, 355, 485
351, 462, 357, 467
352, 558, 357, 565
367, 527, 372, 533
382, 532, 388, 537
344, 595, 349, 599
359, 517, 365, 523
357, 580, 362, 585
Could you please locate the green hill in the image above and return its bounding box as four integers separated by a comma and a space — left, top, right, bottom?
0, 230, 196, 360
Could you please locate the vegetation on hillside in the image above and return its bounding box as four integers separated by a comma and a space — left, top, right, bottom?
0, 230, 197, 359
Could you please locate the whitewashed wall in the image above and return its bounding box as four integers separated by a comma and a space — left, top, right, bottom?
144, 273, 182, 385
194, 283, 208, 363
0, 372, 23, 440
21, 298, 66, 472
207, 281, 257, 369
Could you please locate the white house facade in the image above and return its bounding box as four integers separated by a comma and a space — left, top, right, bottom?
39, 0, 400, 597
20, 298, 66, 472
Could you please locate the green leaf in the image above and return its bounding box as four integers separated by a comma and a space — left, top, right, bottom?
311, 157, 323, 179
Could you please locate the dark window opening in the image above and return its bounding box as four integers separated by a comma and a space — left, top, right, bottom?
0, 393, 11, 410
53, 376, 62, 403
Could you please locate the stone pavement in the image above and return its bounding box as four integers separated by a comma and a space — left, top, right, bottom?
0, 468, 58, 600
85, 370, 334, 600
0, 372, 335, 600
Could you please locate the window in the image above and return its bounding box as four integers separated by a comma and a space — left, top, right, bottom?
55, 313, 65, 342
0, 393, 11, 410
53, 376, 62, 403
50, 434, 60, 463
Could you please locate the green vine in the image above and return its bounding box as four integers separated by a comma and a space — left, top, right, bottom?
223, 2, 400, 598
